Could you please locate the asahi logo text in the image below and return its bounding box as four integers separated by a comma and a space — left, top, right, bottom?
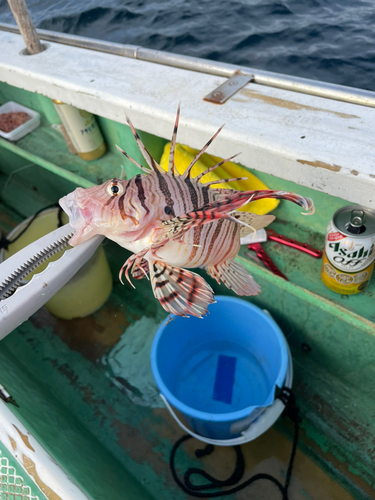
326, 240, 375, 271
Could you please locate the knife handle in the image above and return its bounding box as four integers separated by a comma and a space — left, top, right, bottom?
266, 229, 322, 258
248, 242, 288, 281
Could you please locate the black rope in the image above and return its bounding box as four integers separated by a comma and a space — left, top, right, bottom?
0, 203, 63, 250
170, 388, 300, 499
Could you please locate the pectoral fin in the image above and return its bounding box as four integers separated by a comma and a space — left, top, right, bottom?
154, 188, 313, 244
154, 192, 256, 242
131, 258, 149, 280
150, 261, 215, 317
230, 212, 275, 238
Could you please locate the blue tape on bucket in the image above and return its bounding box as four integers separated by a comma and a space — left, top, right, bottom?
213, 355, 236, 404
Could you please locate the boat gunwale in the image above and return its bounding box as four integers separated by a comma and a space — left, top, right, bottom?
0, 21, 375, 109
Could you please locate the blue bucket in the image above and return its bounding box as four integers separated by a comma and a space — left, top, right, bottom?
151, 296, 289, 442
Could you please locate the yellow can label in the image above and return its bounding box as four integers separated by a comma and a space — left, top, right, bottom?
321, 252, 375, 294
321, 220, 375, 294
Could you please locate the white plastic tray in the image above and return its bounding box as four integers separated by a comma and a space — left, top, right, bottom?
0, 101, 40, 141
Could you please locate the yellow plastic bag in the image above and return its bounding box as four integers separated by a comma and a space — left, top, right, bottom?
160, 143, 279, 215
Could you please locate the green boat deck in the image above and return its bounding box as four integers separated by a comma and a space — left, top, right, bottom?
0, 83, 374, 500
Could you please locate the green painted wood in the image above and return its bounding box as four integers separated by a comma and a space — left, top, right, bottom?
0, 137, 95, 188
237, 249, 375, 332
0, 150, 78, 217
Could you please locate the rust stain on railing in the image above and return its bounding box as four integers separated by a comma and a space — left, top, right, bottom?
13, 425, 35, 452
297, 160, 342, 172
236, 89, 360, 119
22, 454, 63, 500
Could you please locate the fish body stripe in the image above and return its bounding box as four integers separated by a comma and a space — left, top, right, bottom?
202, 186, 210, 205
101, 195, 117, 222
184, 177, 199, 209
156, 170, 175, 216
118, 186, 128, 220
184, 177, 201, 263
205, 218, 225, 261
175, 180, 187, 213
219, 223, 240, 264
188, 225, 203, 263
135, 174, 150, 215
202, 220, 231, 267
117, 193, 139, 226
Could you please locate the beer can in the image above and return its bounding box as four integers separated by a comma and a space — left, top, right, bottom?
53, 101, 106, 160
321, 205, 375, 294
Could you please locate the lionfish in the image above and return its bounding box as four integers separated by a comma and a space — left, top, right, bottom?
59, 106, 314, 317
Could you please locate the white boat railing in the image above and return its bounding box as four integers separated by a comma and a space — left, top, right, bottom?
1, 21, 375, 109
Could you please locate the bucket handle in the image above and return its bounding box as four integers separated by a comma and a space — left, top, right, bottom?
160, 394, 285, 447
160, 393, 246, 446
160, 340, 293, 446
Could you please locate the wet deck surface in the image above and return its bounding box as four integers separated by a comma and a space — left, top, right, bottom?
151, 411, 358, 500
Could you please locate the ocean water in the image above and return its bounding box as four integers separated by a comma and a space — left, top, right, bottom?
1, 0, 375, 91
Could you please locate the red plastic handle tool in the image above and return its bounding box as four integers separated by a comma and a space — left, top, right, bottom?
266, 229, 323, 258
247, 242, 288, 281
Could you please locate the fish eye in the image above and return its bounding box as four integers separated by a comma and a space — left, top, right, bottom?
164, 206, 173, 215
106, 180, 124, 196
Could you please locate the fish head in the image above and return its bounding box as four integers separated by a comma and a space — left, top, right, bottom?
59, 178, 137, 245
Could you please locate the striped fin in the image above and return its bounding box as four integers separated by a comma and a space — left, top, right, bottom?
201, 176, 247, 188
214, 189, 315, 215
154, 186, 313, 243
249, 190, 315, 215
194, 153, 241, 182
131, 258, 149, 280
154, 192, 257, 242
206, 259, 261, 296
115, 144, 150, 173
155, 212, 231, 243
231, 212, 275, 237
182, 124, 225, 180
169, 103, 181, 176
119, 248, 150, 287
150, 261, 216, 317
125, 113, 164, 173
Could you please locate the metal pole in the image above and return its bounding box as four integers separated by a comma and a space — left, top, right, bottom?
6, 0, 43, 54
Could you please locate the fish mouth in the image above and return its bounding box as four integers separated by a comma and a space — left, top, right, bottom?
59, 191, 93, 245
